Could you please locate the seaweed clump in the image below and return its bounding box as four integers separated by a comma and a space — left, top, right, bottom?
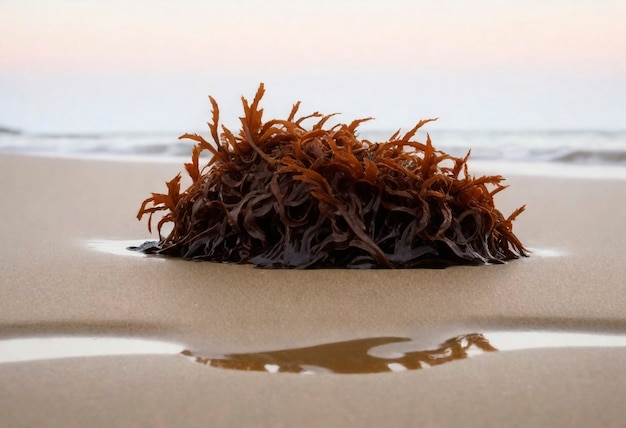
136, 83, 527, 268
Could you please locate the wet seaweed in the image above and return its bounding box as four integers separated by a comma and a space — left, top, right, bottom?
135, 83, 527, 268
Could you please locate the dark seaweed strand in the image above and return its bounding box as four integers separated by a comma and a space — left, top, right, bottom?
136, 83, 527, 268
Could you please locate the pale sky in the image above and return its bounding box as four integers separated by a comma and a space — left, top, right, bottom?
1, 0, 625, 133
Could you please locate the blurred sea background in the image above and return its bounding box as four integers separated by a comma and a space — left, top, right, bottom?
1, 127, 625, 167
1, 0, 624, 173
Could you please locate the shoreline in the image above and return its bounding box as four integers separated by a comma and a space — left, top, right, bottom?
1, 153, 625, 427
4, 150, 626, 180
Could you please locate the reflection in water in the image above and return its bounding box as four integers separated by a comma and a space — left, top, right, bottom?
181, 333, 496, 374
483, 331, 626, 351
182, 330, 626, 374
84, 239, 163, 259
4, 331, 625, 373
525, 247, 565, 258
0, 337, 184, 364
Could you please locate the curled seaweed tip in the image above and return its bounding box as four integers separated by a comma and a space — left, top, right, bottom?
136, 83, 528, 268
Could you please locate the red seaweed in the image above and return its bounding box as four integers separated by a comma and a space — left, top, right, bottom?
136, 83, 527, 268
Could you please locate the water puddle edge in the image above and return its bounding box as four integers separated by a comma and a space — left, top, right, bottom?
2, 330, 625, 374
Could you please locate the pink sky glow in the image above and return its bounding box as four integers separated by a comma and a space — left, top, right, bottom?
1, 1, 624, 132
2, 1, 624, 73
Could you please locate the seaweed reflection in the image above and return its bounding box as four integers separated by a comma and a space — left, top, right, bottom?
181, 333, 495, 374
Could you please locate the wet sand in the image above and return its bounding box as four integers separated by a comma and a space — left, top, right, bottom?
1, 154, 625, 427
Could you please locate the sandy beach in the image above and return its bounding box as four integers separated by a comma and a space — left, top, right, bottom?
1, 153, 625, 427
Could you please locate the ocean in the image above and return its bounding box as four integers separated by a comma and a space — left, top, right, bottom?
2, 127, 626, 178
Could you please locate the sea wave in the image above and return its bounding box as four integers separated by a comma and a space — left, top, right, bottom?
1, 129, 625, 166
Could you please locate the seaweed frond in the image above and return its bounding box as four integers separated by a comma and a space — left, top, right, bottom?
136, 83, 527, 268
